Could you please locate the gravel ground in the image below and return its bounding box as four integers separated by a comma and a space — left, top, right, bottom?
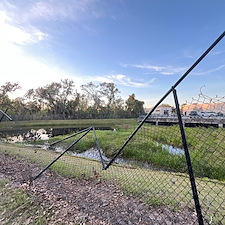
0, 153, 199, 224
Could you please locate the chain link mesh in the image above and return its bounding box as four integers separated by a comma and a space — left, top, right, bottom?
0, 92, 224, 224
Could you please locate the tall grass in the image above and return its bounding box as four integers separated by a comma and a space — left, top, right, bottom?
47, 124, 225, 181
135, 125, 225, 181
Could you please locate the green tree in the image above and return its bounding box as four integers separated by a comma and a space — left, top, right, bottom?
81, 82, 102, 110
125, 94, 145, 117
0, 82, 20, 105
100, 82, 120, 108
0, 82, 20, 119
25, 79, 76, 119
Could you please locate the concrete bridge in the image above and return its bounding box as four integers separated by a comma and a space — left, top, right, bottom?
139, 116, 225, 128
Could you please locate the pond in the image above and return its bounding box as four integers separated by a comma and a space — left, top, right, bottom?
0, 127, 113, 142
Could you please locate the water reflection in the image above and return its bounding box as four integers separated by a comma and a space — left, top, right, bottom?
162, 144, 184, 155
0, 127, 113, 142
156, 142, 184, 155
53, 147, 128, 164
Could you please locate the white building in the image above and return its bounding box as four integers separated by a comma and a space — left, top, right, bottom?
145, 106, 173, 116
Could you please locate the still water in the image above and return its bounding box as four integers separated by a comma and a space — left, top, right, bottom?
0, 127, 113, 141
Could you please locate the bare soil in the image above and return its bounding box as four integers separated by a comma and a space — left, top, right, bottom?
0, 153, 198, 224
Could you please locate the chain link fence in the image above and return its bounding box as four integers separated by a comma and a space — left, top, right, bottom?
2, 91, 224, 224
110, 92, 225, 224
0, 32, 224, 224
2, 89, 224, 224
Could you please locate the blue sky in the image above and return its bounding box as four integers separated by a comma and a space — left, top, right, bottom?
0, 0, 225, 108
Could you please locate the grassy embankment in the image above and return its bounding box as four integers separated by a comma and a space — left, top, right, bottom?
0, 118, 137, 130
46, 124, 225, 181
0, 142, 224, 224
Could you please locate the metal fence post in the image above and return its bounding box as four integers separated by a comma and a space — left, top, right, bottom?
105, 31, 225, 170
173, 88, 204, 225
0, 108, 12, 122
92, 127, 106, 169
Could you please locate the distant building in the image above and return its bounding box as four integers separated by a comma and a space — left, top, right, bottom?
182, 103, 224, 116
145, 105, 173, 116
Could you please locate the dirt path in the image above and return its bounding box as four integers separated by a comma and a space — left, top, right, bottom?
0, 153, 198, 224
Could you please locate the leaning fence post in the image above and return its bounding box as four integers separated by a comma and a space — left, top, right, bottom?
92, 127, 106, 169
173, 88, 204, 225
104, 31, 225, 170
0, 108, 12, 122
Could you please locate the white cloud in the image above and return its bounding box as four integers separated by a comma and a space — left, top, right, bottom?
86, 74, 155, 88
0, 4, 48, 45
126, 63, 187, 75
92, 76, 113, 83
0, 0, 101, 23
0, 23, 47, 45
0, 6, 56, 98
0, 0, 100, 45
0, 43, 84, 98
20, 0, 102, 23
0, 2, 73, 98
0, 7, 82, 97
192, 65, 225, 75
209, 50, 225, 56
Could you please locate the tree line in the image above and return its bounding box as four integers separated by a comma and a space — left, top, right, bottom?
0, 80, 145, 121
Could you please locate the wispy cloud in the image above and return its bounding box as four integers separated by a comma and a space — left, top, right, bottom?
209, 50, 225, 56
0, 0, 100, 21
0, 1, 86, 96
93, 74, 155, 88
19, 0, 102, 23
182, 52, 195, 59
0, 22, 47, 45
0, 2, 48, 45
192, 64, 225, 75
0, 0, 101, 41
125, 63, 187, 75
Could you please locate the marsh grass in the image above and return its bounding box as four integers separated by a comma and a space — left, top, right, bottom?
57, 127, 224, 180
0, 143, 224, 224
22, 122, 225, 181
47, 127, 134, 156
